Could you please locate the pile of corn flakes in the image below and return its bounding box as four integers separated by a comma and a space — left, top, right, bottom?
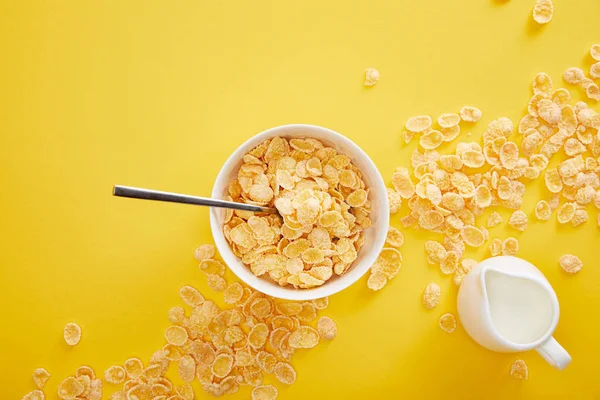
223, 137, 372, 289
22, 244, 337, 400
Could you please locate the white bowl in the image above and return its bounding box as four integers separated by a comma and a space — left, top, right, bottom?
210, 124, 389, 300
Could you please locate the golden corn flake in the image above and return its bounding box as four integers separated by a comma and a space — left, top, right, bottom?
534, 200, 551, 221
489, 238, 502, 256
212, 353, 234, 378
103, 366, 126, 385
461, 226, 485, 247
367, 271, 388, 291
252, 385, 279, 400
557, 202, 576, 223
385, 226, 404, 248
207, 273, 227, 292
165, 325, 188, 346
499, 142, 519, 170
288, 326, 320, 349
406, 115, 432, 133
590, 63, 600, 79
224, 282, 244, 304
180, 285, 204, 307
248, 323, 269, 349
124, 358, 144, 379
178, 355, 196, 382
315, 316, 337, 340
563, 67, 584, 85
474, 185, 492, 208
274, 362, 296, 385
440, 251, 459, 275
508, 211, 528, 232
364, 68, 380, 87
502, 237, 519, 256
423, 283, 441, 309
439, 313, 457, 333
487, 211, 503, 228
438, 113, 460, 128
533, 0, 553, 24
199, 259, 226, 276
194, 244, 215, 262
571, 209, 588, 227
387, 188, 402, 214
22, 390, 45, 400
32, 368, 51, 389
510, 360, 528, 380
459, 106, 482, 123
63, 322, 82, 346
559, 254, 583, 274
58, 377, 84, 399
420, 130, 443, 150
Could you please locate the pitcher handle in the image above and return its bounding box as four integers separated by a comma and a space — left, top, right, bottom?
535, 336, 571, 370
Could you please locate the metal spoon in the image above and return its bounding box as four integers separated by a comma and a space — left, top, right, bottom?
113, 185, 277, 213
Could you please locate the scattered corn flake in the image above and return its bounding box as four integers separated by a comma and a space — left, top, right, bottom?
557, 202, 576, 223
63, 323, 82, 346
367, 271, 388, 291
587, 84, 600, 101
212, 354, 234, 378
178, 355, 196, 382
387, 188, 402, 214
487, 211, 503, 227
406, 115, 432, 133
180, 285, 204, 307
104, 366, 126, 385
168, 306, 185, 323
32, 368, 51, 389
461, 226, 485, 247
364, 68, 380, 87
207, 273, 227, 292
288, 326, 320, 349
194, 244, 215, 262
559, 254, 583, 274
563, 67, 584, 85
439, 313, 457, 333
591, 44, 600, 61
58, 377, 84, 399
438, 113, 461, 128
590, 63, 600, 79
532, 0, 553, 24
440, 251, 459, 275
489, 238, 502, 256
248, 323, 270, 349
499, 142, 519, 170
502, 237, 519, 256
423, 283, 441, 310
123, 358, 144, 379
199, 259, 226, 276
274, 362, 296, 385
535, 200, 552, 220
252, 385, 279, 400
22, 390, 45, 400
224, 282, 244, 304
385, 226, 404, 248
317, 316, 337, 340
571, 209, 589, 226
459, 106, 482, 122
510, 360, 528, 380
508, 211, 528, 232
164, 325, 188, 346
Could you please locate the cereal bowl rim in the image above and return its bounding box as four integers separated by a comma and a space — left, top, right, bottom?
210, 124, 389, 300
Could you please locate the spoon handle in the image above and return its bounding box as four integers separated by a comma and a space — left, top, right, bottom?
113, 185, 276, 213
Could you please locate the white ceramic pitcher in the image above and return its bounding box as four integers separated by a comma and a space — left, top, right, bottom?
457, 256, 571, 370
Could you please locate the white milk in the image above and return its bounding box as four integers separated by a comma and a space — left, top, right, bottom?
485, 270, 554, 344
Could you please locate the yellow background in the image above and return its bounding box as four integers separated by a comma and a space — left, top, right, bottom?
1, 0, 599, 398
